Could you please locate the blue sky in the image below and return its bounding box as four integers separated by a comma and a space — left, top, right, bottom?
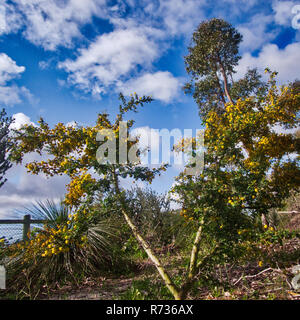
0, 0, 300, 217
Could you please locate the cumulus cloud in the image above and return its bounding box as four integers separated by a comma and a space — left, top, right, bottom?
0, 1, 22, 35
118, 71, 181, 103
0, 53, 35, 106
272, 0, 295, 26
10, 112, 36, 130
5, 0, 289, 103
0, 160, 69, 218
65, 120, 78, 128
9, 0, 109, 50
59, 27, 161, 97
235, 42, 300, 83
153, 0, 206, 36
238, 14, 279, 52
1, 1, 193, 101
0, 85, 22, 105
0, 53, 25, 85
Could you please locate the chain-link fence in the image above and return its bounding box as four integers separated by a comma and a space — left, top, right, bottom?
0, 224, 24, 243
0, 215, 46, 243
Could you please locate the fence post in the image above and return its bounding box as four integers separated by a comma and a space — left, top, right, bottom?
23, 214, 31, 242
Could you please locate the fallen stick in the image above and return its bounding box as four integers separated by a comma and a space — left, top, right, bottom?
233, 268, 273, 286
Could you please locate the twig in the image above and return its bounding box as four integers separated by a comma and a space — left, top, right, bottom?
233, 268, 273, 286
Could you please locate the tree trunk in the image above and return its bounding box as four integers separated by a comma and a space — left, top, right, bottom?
178, 220, 204, 300
214, 71, 226, 106
218, 60, 234, 105
112, 168, 181, 300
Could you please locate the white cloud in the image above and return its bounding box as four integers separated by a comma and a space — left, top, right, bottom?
235, 42, 300, 84
0, 85, 36, 106
118, 71, 181, 102
10, 112, 36, 130
0, 53, 25, 85
65, 120, 78, 128
38, 60, 52, 70
168, 181, 182, 210
272, 0, 295, 26
0, 53, 35, 106
154, 0, 206, 36
10, 0, 109, 51
0, 161, 69, 218
238, 14, 278, 52
0, 85, 22, 105
0, 1, 22, 35
59, 27, 160, 97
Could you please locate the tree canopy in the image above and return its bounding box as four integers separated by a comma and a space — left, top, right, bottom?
184, 18, 267, 121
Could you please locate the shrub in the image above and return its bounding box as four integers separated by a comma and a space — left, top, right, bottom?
3, 201, 127, 298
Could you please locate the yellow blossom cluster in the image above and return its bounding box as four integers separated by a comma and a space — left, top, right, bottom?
65, 173, 97, 206
179, 208, 194, 221
7, 210, 91, 262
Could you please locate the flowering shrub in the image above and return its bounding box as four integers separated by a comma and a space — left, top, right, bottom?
173, 72, 299, 239
3, 204, 122, 298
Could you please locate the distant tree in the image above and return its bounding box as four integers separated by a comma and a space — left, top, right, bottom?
184, 18, 266, 121
0, 108, 13, 188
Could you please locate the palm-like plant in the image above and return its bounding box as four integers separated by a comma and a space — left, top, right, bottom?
5, 199, 129, 298
23, 199, 70, 228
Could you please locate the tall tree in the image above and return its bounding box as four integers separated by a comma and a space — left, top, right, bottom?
174, 71, 300, 298
0, 108, 13, 188
184, 18, 266, 121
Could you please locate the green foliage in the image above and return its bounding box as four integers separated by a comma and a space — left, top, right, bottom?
3, 200, 134, 298
175, 71, 300, 250
230, 68, 268, 101
22, 199, 70, 228
184, 19, 267, 121
185, 18, 242, 78
121, 235, 148, 259
126, 187, 182, 246
3, 18, 300, 300
118, 278, 174, 300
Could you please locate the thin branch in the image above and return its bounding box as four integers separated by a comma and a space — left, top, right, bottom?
233, 268, 273, 286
